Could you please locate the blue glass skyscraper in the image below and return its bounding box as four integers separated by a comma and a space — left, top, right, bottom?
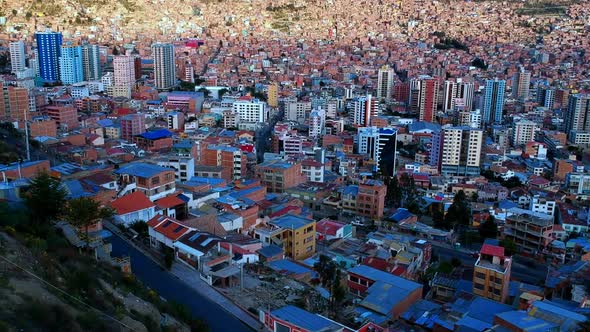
59, 44, 84, 85
483, 79, 505, 124
35, 30, 63, 82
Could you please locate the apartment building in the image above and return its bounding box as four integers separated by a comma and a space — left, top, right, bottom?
233, 98, 267, 128
255, 159, 306, 193
0, 83, 29, 121
473, 243, 512, 303
357, 180, 387, 220
430, 125, 483, 176
45, 105, 78, 129
268, 214, 316, 260
512, 120, 539, 146
114, 162, 176, 201
201, 144, 246, 181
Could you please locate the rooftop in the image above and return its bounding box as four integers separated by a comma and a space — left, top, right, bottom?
270, 306, 341, 332
114, 162, 170, 178
270, 214, 314, 230
138, 129, 173, 140
110, 191, 155, 215
348, 265, 422, 292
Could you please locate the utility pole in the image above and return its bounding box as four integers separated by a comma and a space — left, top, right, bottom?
24, 109, 31, 161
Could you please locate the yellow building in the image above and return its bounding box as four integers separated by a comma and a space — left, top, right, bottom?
267, 83, 279, 108
269, 214, 315, 260
473, 243, 512, 303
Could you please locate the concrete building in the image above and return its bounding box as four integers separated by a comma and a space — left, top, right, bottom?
512, 120, 539, 146
350, 94, 378, 127
166, 112, 184, 130
308, 108, 325, 138
59, 45, 84, 85
35, 30, 63, 82
357, 126, 398, 176
537, 85, 555, 109
483, 79, 506, 123
565, 173, 590, 196
201, 144, 247, 181
285, 101, 311, 122
512, 68, 531, 101
564, 94, 590, 142
113, 56, 136, 88
233, 98, 267, 126
120, 114, 145, 141
530, 195, 556, 217
430, 125, 483, 176
255, 159, 306, 193
81, 44, 101, 81
377, 65, 395, 101
156, 156, 195, 182
9, 41, 26, 74
504, 209, 554, 254
357, 179, 387, 220
45, 105, 77, 130
473, 243, 512, 303
411, 76, 438, 123
458, 109, 481, 128
152, 43, 176, 90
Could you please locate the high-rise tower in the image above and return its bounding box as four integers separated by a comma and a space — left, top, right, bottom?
152, 43, 176, 90
35, 30, 63, 82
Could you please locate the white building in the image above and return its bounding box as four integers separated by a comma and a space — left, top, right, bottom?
530, 195, 556, 217
309, 108, 326, 138
377, 65, 394, 101
432, 125, 483, 176
157, 156, 195, 182
513, 120, 540, 146
286, 101, 311, 122
233, 98, 267, 124
459, 109, 482, 129
350, 94, 378, 127
9, 41, 26, 74
101, 72, 114, 87
70, 83, 90, 99
301, 159, 325, 183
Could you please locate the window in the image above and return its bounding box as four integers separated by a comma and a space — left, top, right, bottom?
151, 177, 160, 185
475, 272, 486, 280
474, 283, 484, 290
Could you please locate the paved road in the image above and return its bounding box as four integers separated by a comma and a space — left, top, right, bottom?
432, 244, 548, 285
109, 235, 253, 332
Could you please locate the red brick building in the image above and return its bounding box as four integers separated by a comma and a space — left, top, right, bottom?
1, 160, 51, 181
357, 179, 387, 219
120, 114, 145, 141
0, 83, 29, 121
255, 160, 306, 193
45, 105, 78, 129
200, 144, 247, 181
28, 117, 57, 138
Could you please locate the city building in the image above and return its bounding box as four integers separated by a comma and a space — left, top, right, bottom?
308, 108, 325, 138
483, 79, 506, 123
473, 243, 512, 303
0, 83, 29, 121
565, 172, 590, 196
512, 68, 531, 101
120, 114, 146, 141
504, 209, 554, 254
59, 44, 83, 85
9, 41, 26, 74
201, 144, 247, 181
156, 155, 195, 182
114, 162, 176, 201
113, 55, 135, 88
267, 82, 279, 108
411, 76, 439, 123
350, 94, 378, 127
35, 30, 63, 82
512, 120, 539, 146
530, 195, 556, 217
357, 179, 387, 220
152, 43, 176, 90
564, 94, 590, 142
45, 105, 77, 129
285, 101, 311, 122
430, 125, 483, 176
232, 98, 267, 128
537, 85, 555, 109
81, 44, 101, 81
28, 116, 57, 138
377, 65, 395, 101
255, 159, 306, 193
268, 214, 316, 260
357, 126, 398, 176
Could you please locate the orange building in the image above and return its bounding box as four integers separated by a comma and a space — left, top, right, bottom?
357, 179, 387, 219
200, 144, 247, 181
27, 116, 57, 138
0, 83, 29, 121
1, 160, 51, 180
255, 160, 306, 193
45, 105, 78, 129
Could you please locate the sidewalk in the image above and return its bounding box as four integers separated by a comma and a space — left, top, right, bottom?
170, 263, 265, 331
104, 221, 265, 331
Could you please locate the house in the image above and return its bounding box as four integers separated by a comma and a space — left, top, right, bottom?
155, 194, 187, 219
261, 305, 353, 332
114, 162, 176, 201
147, 214, 192, 249
110, 191, 156, 226
316, 219, 352, 241
257, 244, 285, 262
348, 265, 423, 320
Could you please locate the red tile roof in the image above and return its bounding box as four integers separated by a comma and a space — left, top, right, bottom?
481, 244, 505, 258
148, 214, 190, 241
155, 195, 185, 209
110, 191, 155, 215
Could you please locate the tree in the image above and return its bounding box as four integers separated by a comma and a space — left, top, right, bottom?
65, 197, 114, 248
479, 215, 498, 240
24, 172, 67, 234
218, 88, 229, 99
471, 192, 479, 203
384, 176, 402, 207
399, 173, 418, 207
314, 255, 345, 313
197, 87, 210, 98
445, 190, 470, 230
500, 238, 518, 256
503, 176, 522, 189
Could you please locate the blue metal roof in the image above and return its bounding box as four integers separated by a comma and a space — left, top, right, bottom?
97, 119, 114, 127
389, 208, 414, 222
360, 280, 416, 315
173, 140, 193, 149
229, 187, 263, 199
186, 176, 225, 186
270, 305, 339, 332
257, 244, 283, 258
408, 121, 441, 133
138, 129, 173, 140
270, 214, 314, 230
342, 185, 358, 196
495, 311, 558, 331
114, 162, 169, 178
268, 259, 317, 278
64, 180, 94, 199
466, 297, 512, 324
348, 265, 421, 292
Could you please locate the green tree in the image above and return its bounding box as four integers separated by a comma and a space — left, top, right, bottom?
503, 176, 522, 189
471, 192, 479, 202
218, 88, 229, 99
65, 197, 114, 248
479, 215, 498, 240
445, 190, 470, 230
399, 173, 418, 207
24, 172, 67, 234
501, 238, 518, 256
384, 175, 402, 207
197, 87, 210, 98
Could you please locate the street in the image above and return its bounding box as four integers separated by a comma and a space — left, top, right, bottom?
432, 244, 548, 286
109, 235, 252, 332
